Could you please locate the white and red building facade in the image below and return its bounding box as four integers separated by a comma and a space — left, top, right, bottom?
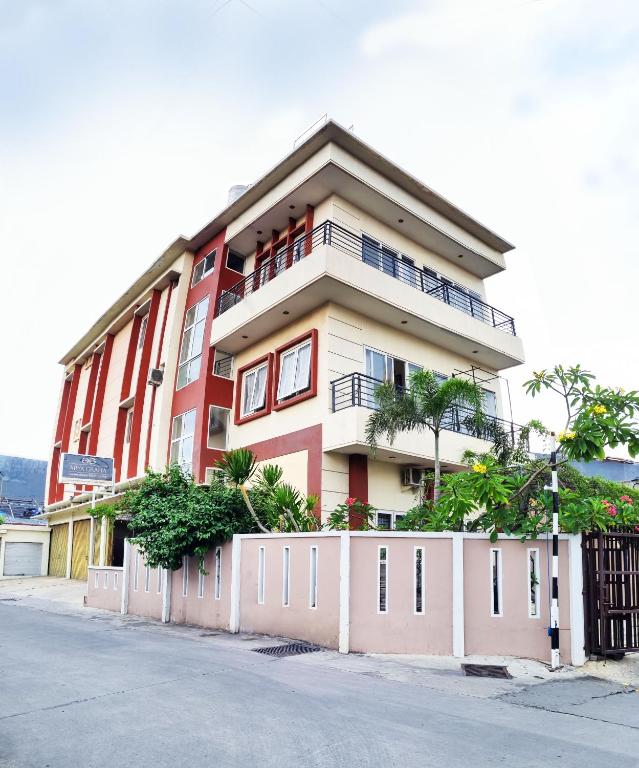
43, 121, 525, 577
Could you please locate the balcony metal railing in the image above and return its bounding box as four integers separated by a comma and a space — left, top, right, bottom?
331, 372, 522, 443
216, 220, 516, 335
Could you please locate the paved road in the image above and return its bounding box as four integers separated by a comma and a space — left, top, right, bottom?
1, 601, 638, 768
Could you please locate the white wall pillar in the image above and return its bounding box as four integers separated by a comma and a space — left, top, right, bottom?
121, 539, 130, 614
161, 568, 171, 623
229, 535, 241, 633
65, 517, 74, 579
99, 516, 107, 566
452, 534, 465, 658
339, 532, 350, 654
88, 517, 95, 568
568, 533, 586, 666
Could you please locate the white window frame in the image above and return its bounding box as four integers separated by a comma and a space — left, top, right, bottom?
241, 362, 268, 417
309, 545, 318, 609
375, 510, 405, 531
133, 551, 140, 591
414, 546, 425, 615
490, 548, 503, 617
191, 250, 216, 286
214, 547, 222, 600
276, 338, 312, 402
257, 546, 265, 605
198, 568, 205, 599
176, 296, 209, 390
182, 556, 189, 597
377, 545, 388, 614
226, 250, 245, 275
170, 409, 196, 474
207, 405, 230, 451
282, 546, 290, 607
527, 548, 541, 619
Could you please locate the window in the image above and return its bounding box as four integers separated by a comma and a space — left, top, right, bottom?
213, 349, 233, 379
125, 408, 134, 445
490, 548, 503, 617
482, 389, 497, 419
414, 547, 425, 615
137, 314, 149, 350
362, 234, 396, 276
192, 250, 215, 286
145, 565, 151, 593
277, 339, 312, 401
241, 362, 268, 417
182, 556, 189, 597
528, 548, 540, 618
73, 417, 82, 441
309, 546, 318, 609
258, 546, 265, 605
378, 546, 388, 614
214, 547, 222, 600
207, 406, 229, 450
198, 569, 205, 599
364, 348, 422, 404
170, 409, 196, 473
177, 297, 209, 390
226, 250, 245, 274
282, 546, 290, 607
376, 511, 404, 530
205, 467, 224, 485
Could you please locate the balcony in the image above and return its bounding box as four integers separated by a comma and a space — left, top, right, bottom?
325, 372, 524, 466
211, 221, 524, 369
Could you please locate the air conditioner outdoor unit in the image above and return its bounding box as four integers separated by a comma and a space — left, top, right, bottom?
148, 368, 164, 387
401, 467, 424, 487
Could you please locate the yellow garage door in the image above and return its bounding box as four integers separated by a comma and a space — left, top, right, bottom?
48, 523, 69, 577
70, 519, 90, 581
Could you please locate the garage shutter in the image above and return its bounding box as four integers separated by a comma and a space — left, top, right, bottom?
4, 543, 43, 576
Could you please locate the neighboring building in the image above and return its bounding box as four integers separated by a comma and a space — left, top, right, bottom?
42, 120, 524, 577
0, 455, 47, 521
570, 457, 639, 487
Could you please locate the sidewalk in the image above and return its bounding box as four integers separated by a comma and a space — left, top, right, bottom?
2, 574, 638, 691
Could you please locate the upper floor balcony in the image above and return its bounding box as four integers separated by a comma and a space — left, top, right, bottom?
211, 221, 524, 370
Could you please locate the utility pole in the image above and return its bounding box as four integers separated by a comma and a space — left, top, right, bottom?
549, 432, 561, 669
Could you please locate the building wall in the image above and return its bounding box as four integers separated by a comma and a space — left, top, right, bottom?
87, 566, 123, 612
0, 525, 51, 576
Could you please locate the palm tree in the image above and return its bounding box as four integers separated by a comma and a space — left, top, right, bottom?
365, 370, 486, 501
215, 448, 270, 533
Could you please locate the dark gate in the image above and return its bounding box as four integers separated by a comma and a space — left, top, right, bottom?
583, 531, 639, 658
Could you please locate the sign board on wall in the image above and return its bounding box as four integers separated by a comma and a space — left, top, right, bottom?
59, 453, 114, 486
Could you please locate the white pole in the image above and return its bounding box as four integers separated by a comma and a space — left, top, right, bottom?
549, 432, 561, 669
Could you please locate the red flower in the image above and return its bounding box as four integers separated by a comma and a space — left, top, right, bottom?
607, 507, 617, 517
635, 526, 639, 533
345, 497, 357, 507
620, 495, 633, 505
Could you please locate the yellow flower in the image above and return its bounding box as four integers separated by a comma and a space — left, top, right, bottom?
592, 404, 607, 415
472, 463, 488, 474
558, 430, 576, 441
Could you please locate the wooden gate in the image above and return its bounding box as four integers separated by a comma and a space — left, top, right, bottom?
48, 523, 69, 577
583, 531, 639, 658
70, 519, 90, 581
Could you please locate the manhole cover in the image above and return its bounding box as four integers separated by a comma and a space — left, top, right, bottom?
253, 643, 321, 658
462, 664, 511, 679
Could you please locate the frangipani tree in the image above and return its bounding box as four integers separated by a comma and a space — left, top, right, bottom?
365, 369, 486, 501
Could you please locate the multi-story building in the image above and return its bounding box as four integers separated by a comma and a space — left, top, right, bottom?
43, 120, 524, 578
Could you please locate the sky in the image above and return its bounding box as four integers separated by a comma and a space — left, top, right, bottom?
1, 0, 638, 460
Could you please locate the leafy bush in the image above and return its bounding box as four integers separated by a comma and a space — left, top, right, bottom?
326, 497, 376, 530
123, 465, 258, 572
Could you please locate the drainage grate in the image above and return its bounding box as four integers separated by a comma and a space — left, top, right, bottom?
253, 643, 321, 658
462, 664, 511, 679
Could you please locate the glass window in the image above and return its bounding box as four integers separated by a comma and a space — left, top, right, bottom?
213, 350, 233, 379
170, 409, 196, 474
207, 406, 229, 450
125, 409, 134, 445
241, 363, 268, 417
277, 339, 312, 401
482, 389, 497, 418
376, 512, 392, 530
192, 250, 215, 286
137, 314, 149, 350
226, 250, 245, 274
177, 297, 209, 390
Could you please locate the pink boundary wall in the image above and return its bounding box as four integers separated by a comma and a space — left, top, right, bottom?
87, 566, 123, 613
86, 532, 585, 665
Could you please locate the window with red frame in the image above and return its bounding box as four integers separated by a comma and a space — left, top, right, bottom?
276, 338, 312, 402
240, 361, 269, 418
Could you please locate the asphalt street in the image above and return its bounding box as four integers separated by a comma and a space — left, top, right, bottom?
1, 600, 638, 767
